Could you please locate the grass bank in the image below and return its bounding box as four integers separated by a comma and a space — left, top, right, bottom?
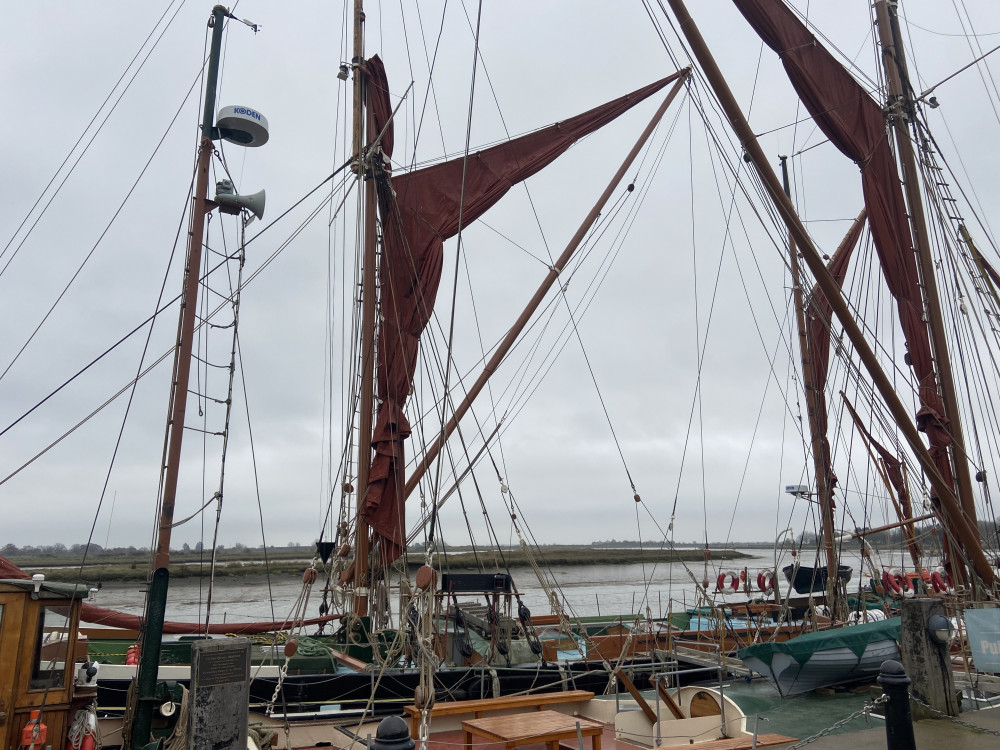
18, 546, 750, 584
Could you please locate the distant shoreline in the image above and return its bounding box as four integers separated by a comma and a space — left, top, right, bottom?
14, 546, 753, 583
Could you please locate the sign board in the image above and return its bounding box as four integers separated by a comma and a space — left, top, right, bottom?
189, 638, 251, 750
964, 607, 1000, 674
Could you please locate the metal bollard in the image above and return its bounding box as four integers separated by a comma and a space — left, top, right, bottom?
368, 716, 415, 750
878, 660, 915, 750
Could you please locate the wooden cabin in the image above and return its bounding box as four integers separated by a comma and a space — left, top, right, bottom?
0, 577, 95, 750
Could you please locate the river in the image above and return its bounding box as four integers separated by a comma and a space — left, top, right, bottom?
83, 546, 915, 626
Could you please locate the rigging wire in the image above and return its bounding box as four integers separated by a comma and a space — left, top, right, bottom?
0, 0, 189, 276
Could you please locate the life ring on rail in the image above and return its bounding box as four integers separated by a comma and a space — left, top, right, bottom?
890, 568, 913, 597
756, 570, 774, 593
929, 567, 953, 594
716, 571, 739, 592
881, 570, 901, 596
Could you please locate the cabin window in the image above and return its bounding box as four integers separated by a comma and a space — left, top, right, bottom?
29, 605, 72, 690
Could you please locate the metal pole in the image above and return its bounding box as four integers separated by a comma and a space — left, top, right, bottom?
878, 660, 916, 750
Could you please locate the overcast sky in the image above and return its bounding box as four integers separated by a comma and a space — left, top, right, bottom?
2, 1, 998, 556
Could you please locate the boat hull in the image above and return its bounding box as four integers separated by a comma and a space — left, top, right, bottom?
781, 564, 852, 595
92, 659, 655, 718
741, 638, 899, 697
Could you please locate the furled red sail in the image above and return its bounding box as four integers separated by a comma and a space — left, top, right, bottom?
733, 0, 957, 512
79, 602, 341, 635
360, 58, 684, 564
805, 210, 866, 492
1, 555, 340, 634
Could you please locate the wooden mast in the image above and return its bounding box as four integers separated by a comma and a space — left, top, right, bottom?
128, 7, 228, 748
873, 0, 979, 587
663, 0, 995, 586
779, 156, 840, 615
351, 0, 374, 617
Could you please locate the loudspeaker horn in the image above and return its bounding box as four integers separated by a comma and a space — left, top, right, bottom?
214, 188, 266, 221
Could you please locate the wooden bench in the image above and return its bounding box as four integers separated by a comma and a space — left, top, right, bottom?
403, 689, 595, 738
462, 710, 602, 750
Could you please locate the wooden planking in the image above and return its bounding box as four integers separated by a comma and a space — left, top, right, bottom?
403, 689, 595, 738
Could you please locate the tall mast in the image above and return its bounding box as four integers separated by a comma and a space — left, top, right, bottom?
663, 0, 994, 586
780, 157, 839, 616
128, 6, 228, 748
351, 0, 374, 617
873, 0, 979, 585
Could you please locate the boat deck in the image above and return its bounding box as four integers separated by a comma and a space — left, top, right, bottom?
313, 721, 795, 750
417, 726, 796, 750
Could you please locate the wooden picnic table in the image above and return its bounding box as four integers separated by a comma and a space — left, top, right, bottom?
462, 709, 603, 750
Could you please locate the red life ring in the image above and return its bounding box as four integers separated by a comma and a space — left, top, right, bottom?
930, 571, 946, 593
756, 570, 774, 593
882, 570, 901, 595
890, 569, 912, 596
716, 571, 739, 592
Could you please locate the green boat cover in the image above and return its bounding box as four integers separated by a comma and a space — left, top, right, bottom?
738, 617, 900, 666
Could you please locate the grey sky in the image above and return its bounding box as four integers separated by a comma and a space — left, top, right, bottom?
1, 1, 998, 556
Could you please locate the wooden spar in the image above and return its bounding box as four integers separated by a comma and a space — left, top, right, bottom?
351, 0, 373, 617
779, 156, 840, 616
664, 0, 994, 586
155, 139, 213, 570
401, 69, 691, 502
874, 0, 979, 585
848, 513, 936, 540
839, 390, 922, 569
130, 7, 228, 748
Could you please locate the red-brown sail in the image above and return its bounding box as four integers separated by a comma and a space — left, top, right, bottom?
360, 59, 684, 564
805, 211, 866, 491
733, 0, 958, 532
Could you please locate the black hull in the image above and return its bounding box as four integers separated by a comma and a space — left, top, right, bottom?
781, 564, 852, 595
96, 659, 665, 718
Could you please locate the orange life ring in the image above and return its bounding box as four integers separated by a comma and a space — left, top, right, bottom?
716, 573, 727, 592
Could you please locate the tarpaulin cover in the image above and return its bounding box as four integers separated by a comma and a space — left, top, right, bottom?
361, 57, 684, 565
738, 616, 901, 666
733, 0, 957, 506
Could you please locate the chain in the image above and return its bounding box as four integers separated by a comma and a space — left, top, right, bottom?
784, 695, 887, 749
909, 695, 1000, 737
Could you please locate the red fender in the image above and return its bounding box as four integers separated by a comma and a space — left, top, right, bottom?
125, 644, 140, 665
